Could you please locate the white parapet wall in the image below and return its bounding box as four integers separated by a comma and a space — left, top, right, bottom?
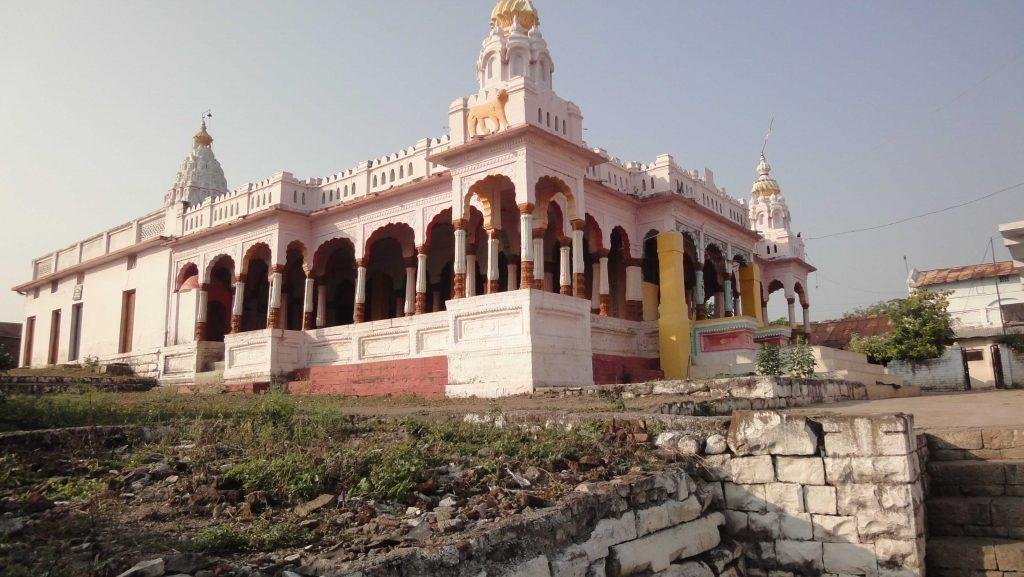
445, 289, 594, 398
589, 315, 660, 358
304, 311, 449, 367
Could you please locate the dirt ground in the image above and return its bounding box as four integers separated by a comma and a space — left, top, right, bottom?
789, 388, 1024, 430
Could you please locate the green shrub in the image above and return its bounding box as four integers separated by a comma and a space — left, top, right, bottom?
784, 337, 817, 378
0, 344, 15, 372
193, 521, 311, 553
756, 345, 784, 376
221, 455, 325, 501
351, 443, 428, 501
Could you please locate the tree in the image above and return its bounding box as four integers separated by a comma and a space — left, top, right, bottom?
768, 317, 790, 326
850, 290, 955, 364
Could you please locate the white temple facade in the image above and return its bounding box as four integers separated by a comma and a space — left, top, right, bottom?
12, 0, 818, 396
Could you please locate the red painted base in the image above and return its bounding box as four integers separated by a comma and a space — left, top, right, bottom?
287, 356, 447, 398
592, 354, 663, 385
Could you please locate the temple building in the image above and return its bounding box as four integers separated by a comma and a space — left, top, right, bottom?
13, 0, 821, 396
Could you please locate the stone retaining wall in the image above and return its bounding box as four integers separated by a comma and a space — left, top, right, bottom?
310, 467, 739, 577
0, 374, 157, 394
649, 377, 869, 416
694, 411, 927, 577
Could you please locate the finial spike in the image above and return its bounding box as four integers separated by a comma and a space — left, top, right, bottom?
760, 116, 774, 156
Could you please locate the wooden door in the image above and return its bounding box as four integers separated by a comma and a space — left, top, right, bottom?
22, 317, 35, 367
119, 290, 135, 353
48, 309, 61, 365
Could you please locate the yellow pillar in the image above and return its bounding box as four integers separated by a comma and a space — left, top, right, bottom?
739, 262, 764, 326
656, 231, 692, 379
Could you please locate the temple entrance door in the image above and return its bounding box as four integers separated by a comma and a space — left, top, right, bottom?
47, 309, 61, 365
22, 316, 34, 367
119, 290, 135, 353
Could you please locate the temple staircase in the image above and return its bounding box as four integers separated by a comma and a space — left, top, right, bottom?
925, 428, 1024, 576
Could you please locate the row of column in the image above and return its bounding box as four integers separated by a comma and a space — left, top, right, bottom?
449, 207, 644, 320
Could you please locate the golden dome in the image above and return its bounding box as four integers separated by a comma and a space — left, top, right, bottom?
491, 0, 539, 32
193, 121, 213, 147
751, 154, 780, 197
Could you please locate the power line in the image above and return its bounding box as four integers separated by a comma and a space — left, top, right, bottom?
806, 180, 1024, 240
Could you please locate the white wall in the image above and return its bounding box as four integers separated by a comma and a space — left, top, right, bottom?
20, 246, 171, 366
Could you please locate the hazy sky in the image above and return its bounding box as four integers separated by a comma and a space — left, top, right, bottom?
1, 0, 1022, 323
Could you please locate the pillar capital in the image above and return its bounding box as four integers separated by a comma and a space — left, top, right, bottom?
626, 257, 644, 268
453, 218, 468, 231
272, 264, 286, 274
570, 218, 585, 231
235, 273, 246, 283
356, 258, 366, 268
416, 244, 427, 255
533, 228, 546, 239
487, 228, 501, 240
199, 282, 210, 291
518, 202, 535, 215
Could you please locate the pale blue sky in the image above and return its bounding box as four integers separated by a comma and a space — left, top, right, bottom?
1, 0, 1022, 322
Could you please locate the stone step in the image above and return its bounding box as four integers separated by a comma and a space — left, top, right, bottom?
194, 370, 224, 386
928, 460, 1024, 494
212, 361, 225, 372
927, 496, 1024, 539
928, 536, 1024, 574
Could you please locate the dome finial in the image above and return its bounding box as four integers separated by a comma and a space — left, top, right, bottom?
193, 110, 214, 147
491, 0, 539, 33
757, 153, 771, 177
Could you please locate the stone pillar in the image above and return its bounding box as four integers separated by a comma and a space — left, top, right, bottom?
590, 259, 602, 312
571, 219, 586, 297
598, 254, 610, 316
466, 247, 477, 297
518, 204, 534, 289
714, 289, 725, 318
761, 302, 769, 325
486, 229, 501, 294
415, 248, 428, 314
802, 304, 811, 334
195, 283, 209, 341
656, 232, 692, 379
694, 267, 706, 320
316, 284, 327, 328
559, 244, 572, 295
625, 261, 643, 321
452, 219, 467, 299
722, 279, 734, 317
532, 232, 545, 290
787, 296, 796, 328
230, 274, 245, 333
432, 289, 441, 312
403, 258, 416, 317
302, 276, 315, 330
354, 260, 367, 323
268, 265, 284, 329
506, 256, 519, 292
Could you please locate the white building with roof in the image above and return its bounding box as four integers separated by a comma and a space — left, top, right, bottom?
12, 0, 828, 395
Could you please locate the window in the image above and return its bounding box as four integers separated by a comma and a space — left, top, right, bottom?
538, 108, 542, 123
68, 302, 83, 362
390, 169, 395, 183
126, 255, 137, 270
546, 112, 550, 127
999, 275, 1014, 283
562, 119, 566, 134
48, 308, 61, 365
373, 175, 377, 187
50, 280, 58, 293
408, 162, 413, 176
322, 192, 326, 203
965, 349, 984, 362
399, 165, 404, 179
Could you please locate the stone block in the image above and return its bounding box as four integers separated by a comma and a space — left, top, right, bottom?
874, 538, 923, 569
928, 460, 1006, 487
724, 482, 768, 513
724, 510, 748, 534
775, 456, 825, 485
811, 514, 858, 543
995, 540, 1024, 571
983, 429, 1024, 450
701, 454, 733, 481
765, 483, 804, 514
927, 537, 998, 570
928, 497, 992, 527
780, 512, 813, 540
991, 498, 1024, 528
820, 414, 914, 457
607, 516, 721, 576
822, 542, 877, 575
581, 512, 638, 562
775, 540, 823, 572
636, 496, 702, 536
804, 485, 837, 515
824, 454, 919, 484
699, 481, 724, 508
730, 456, 776, 484
837, 484, 920, 540
748, 511, 781, 539
655, 561, 715, 577
728, 411, 819, 456
550, 546, 588, 577
507, 555, 551, 577
928, 429, 984, 451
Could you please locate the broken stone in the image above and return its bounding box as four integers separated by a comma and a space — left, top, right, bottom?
728, 411, 819, 456
114, 558, 165, 577
704, 434, 728, 455
294, 494, 335, 517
